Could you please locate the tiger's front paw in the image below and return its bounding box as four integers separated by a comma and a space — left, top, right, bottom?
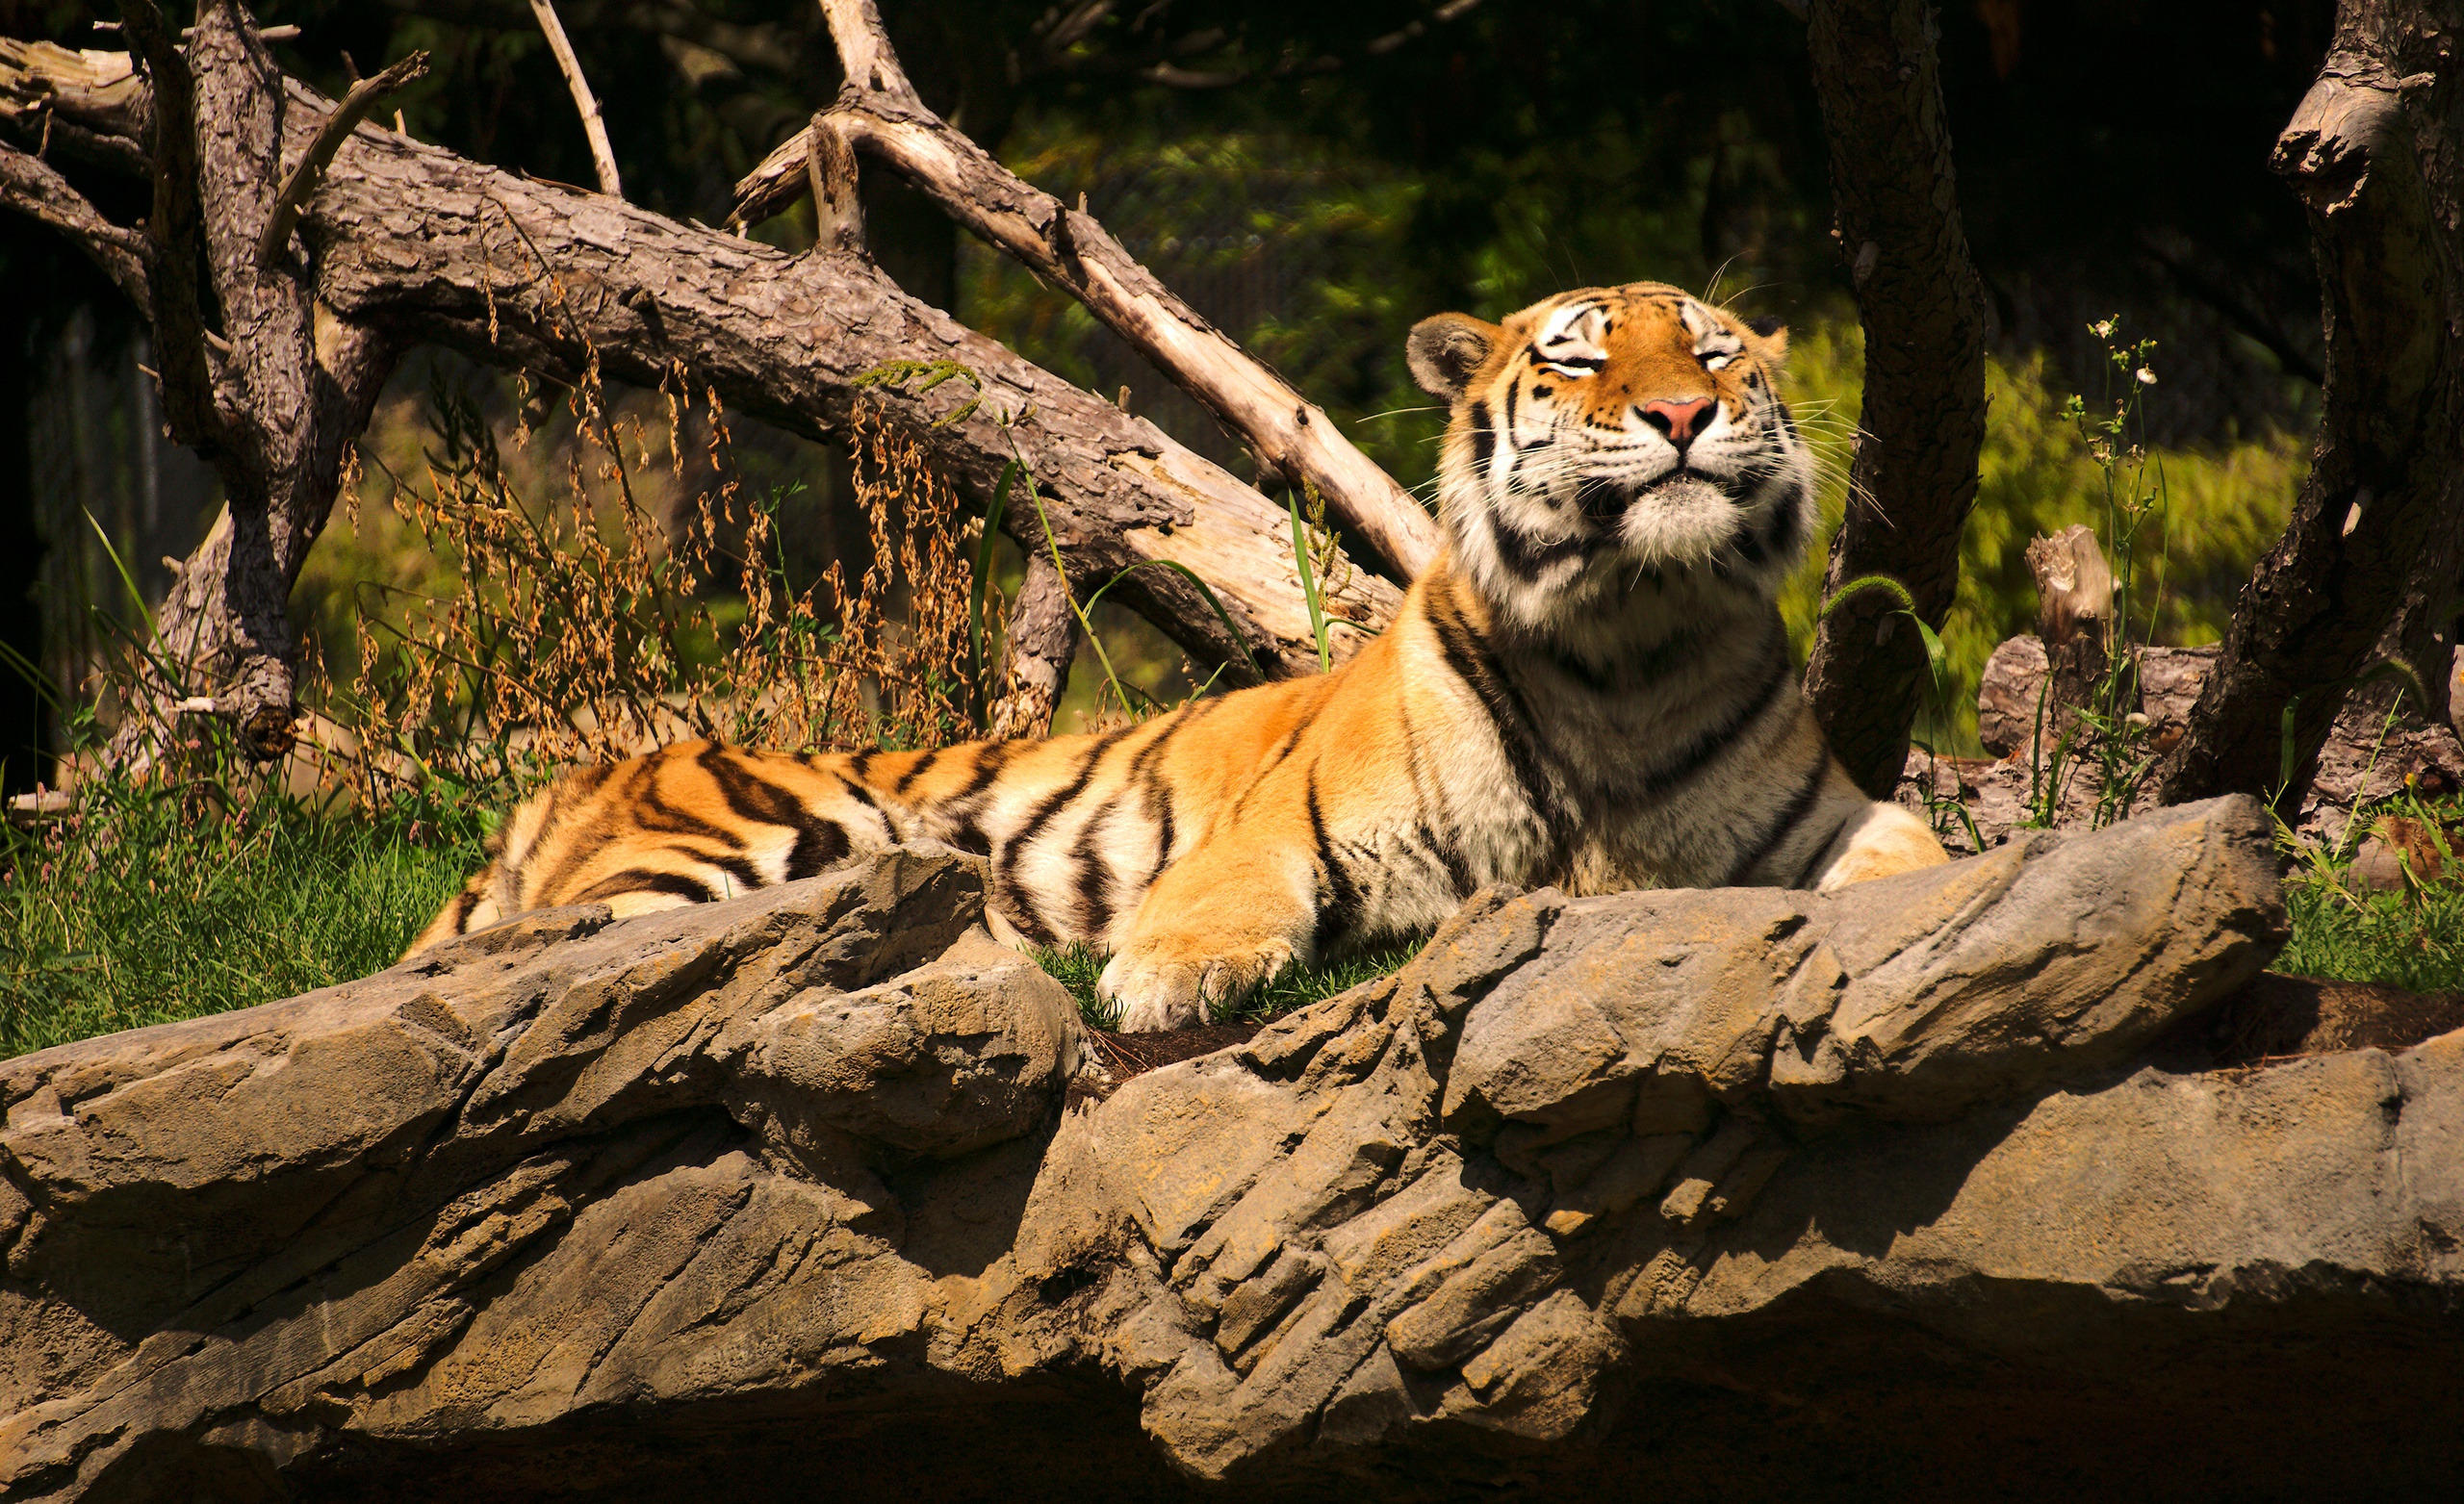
1097, 933, 1297, 1033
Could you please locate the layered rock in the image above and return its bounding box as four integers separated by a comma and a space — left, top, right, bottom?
7, 798, 2462, 1501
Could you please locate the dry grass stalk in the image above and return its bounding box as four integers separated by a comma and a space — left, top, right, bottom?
322, 347, 988, 801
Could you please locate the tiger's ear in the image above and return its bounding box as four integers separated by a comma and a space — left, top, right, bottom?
1407, 313, 1502, 400
1745, 315, 1789, 362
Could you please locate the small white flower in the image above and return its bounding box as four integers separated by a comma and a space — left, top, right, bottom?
2134, 368, 2157, 385
2091, 319, 2118, 339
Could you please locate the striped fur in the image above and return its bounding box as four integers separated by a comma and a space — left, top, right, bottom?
411, 281, 1946, 1030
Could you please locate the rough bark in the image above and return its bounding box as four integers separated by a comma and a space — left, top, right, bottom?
988, 549, 1080, 740
2159, 0, 2464, 811
732, 0, 1445, 584
1799, 0, 1990, 796
3, 800, 2351, 1500
0, 13, 1400, 752
96, 3, 401, 765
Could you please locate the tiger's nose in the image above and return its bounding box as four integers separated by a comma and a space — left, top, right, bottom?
1640, 396, 1714, 449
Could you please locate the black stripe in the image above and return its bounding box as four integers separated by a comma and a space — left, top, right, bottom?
1421, 821, 1475, 899
571, 868, 721, 905
449, 887, 482, 932
893, 749, 944, 796
1425, 585, 1575, 851
1069, 800, 1116, 939
1231, 724, 1305, 822
1733, 515, 1769, 567
826, 765, 880, 808
1789, 808, 1857, 889
1575, 477, 1626, 524
1127, 711, 1193, 885
633, 767, 742, 845
531, 761, 652, 902
1490, 517, 1588, 580
1307, 769, 1362, 954
1149, 803, 1177, 886
1469, 400, 1495, 470
1502, 380, 1517, 439
996, 726, 1133, 940
1725, 754, 1830, 885
948, 740, 1020, 803
696, 745, 848, 884
1635, 624, 1795, 799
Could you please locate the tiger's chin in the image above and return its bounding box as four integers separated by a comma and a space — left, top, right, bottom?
1611, 477, 1756, 574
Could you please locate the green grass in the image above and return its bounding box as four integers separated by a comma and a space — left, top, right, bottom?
2273, 791, 2464, 993
0, 778, 490, 1058
17, 756, 2464, 1063
1032, 939, 1425, 1032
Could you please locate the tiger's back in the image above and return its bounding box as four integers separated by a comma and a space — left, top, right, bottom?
413, 280, 1947, 1029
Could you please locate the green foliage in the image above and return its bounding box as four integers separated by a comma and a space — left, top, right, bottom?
1776, 319, 2308, 754
1033, 940, 1424, 1032
0, 764, 491, 1059
2276, 788, 2464, 993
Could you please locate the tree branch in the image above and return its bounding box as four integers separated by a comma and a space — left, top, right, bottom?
731, 0, 1444, 584
1798, 0, 1989, 795
0, 141, 148, 302
119, 0, 221, 455
9, 12, 1396, 740
256, 48, 429, 268
988, 550, 1080, 739
526, 0, 622, 198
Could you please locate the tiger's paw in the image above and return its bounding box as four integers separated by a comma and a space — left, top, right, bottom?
1098, 934, 1297, 1034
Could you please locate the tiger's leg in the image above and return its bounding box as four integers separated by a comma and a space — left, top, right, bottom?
1098, 835, 1321, 1032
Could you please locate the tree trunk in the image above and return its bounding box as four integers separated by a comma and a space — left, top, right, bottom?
1798, 0, 1989, 796
105, 4, 398, 766
2157, 0, 2464, 811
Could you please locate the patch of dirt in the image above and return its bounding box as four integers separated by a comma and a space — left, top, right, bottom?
2195, 973, 2464, 1067
1066, 1022, 1262, 1107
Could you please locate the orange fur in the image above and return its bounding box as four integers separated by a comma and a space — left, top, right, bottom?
414, 282, 1946, 1029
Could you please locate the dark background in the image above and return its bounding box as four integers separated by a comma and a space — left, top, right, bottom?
0, 0, 2335, 791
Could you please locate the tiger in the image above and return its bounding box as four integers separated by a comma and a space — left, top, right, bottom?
408, 281, 1948, 1031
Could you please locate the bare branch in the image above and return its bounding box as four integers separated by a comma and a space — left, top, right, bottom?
819, 0, 916, 100
255, 48, 429, 268
0, 140, 148, 302
1365, 0, 1489, 57
527, 0, 622, 198
735, 0, 1445, 583
19, 20, 1396, 705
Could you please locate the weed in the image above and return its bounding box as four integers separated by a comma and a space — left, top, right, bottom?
2014, 319, 2173, 830
2275, 778, 2464, 992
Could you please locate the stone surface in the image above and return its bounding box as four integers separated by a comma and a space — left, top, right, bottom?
6, 802, 2461, 1500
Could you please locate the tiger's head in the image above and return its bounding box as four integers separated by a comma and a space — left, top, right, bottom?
1408, 282, 1815, 630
